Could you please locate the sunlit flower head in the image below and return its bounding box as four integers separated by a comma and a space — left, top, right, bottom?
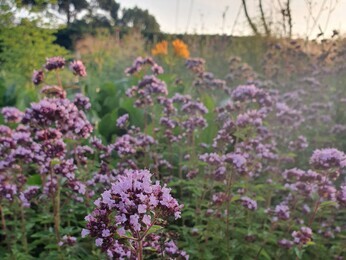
172, 39, 190, 59
151, 41, 168, 56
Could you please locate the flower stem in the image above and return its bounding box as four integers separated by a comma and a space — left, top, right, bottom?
225, 172, 233, 242
137, 240, 143, 260
308, 199, 321, 227
53, 176, 61, 242
20, 205, 28, 253
56, 70, 62, 87
0, 205, 9, 250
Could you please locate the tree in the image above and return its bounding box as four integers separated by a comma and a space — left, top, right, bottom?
0, 0, 15, 27
121, 6, 160, 33
97, 0, 120, 23
17, 0, 89, 25
56, 0, 89, 25
0, 18, 67, 77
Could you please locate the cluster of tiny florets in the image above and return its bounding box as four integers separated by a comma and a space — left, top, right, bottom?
82, 169, 182, 257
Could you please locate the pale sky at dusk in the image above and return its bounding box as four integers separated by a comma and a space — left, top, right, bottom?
117, 0, 346, 38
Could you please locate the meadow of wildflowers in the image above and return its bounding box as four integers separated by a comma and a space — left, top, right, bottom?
0, 37, 346, 260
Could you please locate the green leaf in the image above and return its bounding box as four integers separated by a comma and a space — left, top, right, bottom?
319, 201, 338, 209
146, 225, 163, 236
98, 110, 117, 142
27, 174, 42, 185
120, 98, 145, 128
260, 248, 271, 260
231, 195, 241, 202
294, 247, 303, 259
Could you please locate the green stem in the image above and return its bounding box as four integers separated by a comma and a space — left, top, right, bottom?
0, 205, 10, 250
53, 176, 61, 242
308, 199, 321, 227
56, 70, 62, 88
20, 205, 28, 253
137, 240, 143, 260
225, 171, 233, 242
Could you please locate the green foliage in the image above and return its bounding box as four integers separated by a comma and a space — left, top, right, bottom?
0, 19, 67, 78
121, 7, 160, 33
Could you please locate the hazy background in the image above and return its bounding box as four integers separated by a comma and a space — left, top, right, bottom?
117, 0, 346, 38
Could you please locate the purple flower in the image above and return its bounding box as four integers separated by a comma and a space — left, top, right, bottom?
199, 153, 222, 166
45, 56, 65, 71
231, 84, 272, 107
223, 152, 248, 174
274, 204, 290, 220
160, 117, 177, 129
116, 114, 129, 128
292, 226, 312, 245
22, 98, 93, 138
0, 183, 17, 201
212, 192, 229, 205
289, 135, 308, 151
125, 56, 161, 76
278, 239, 293, 249
81, 228, 90, 238
83, 169, 182, 254
152, 64, 164, 75
74, 93, 91, 110
276, 102, 302, 127
70, 60, 87, 77
240, 196, 257, 211
106, 240, 131, 259
32, 69, 44, 85
181, 100, 208, 115
310, 148, 346, 169
95, 238, 103, 247
102, 229, 111, 237
74, 145, 94, 165
19, 186, 40, 207
58, 235, 77, 247
232, 84, 258, 101
181, 116, 207, 132
236, 110, 263, 128
185, 58, 205, 73
1, 107, 24, 123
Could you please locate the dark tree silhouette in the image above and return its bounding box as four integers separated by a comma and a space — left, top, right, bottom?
121, 6, 160, 32
97, 0, 120, 23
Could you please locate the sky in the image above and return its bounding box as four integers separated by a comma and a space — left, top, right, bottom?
116, 0, 346, 38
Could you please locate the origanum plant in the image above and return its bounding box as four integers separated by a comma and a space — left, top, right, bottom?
0, 56, 93, 257
82, 169, 187, 259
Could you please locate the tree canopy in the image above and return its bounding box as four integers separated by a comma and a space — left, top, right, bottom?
121, 6, 160, 33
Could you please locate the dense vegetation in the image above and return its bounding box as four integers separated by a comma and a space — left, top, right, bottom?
1, 1, 346, 259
